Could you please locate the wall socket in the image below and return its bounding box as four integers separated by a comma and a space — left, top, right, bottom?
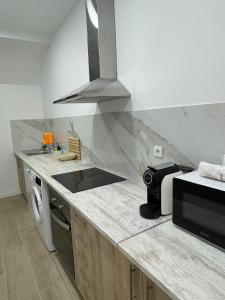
154, 145, 164, 159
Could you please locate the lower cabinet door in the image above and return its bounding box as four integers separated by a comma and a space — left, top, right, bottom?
97, 233, 116, 300
143, 275, 171, 300
71, 207, 171, 300
72, 209, 101, 300
154, 287, 171, 300
143, 276, 155, 300
115, 249, 144, 300
84, 225, 101, 300
114, 249, 130, 300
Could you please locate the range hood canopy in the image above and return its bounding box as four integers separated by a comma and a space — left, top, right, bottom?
54, 0, 130, 104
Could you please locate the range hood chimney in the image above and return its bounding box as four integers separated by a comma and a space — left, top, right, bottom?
54, 0, 130, 104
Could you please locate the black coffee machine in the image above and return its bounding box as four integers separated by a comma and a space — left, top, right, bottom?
140, 162, 180, 219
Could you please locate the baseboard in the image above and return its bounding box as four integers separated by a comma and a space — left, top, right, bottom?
0, 190, 21, 199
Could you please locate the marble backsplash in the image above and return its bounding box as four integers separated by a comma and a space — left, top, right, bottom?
11, 103, 225, 182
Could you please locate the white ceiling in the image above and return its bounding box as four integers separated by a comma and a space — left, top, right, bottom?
0, 0, 79, 43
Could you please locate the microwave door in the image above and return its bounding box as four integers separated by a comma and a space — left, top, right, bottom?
173, 179, 225, 250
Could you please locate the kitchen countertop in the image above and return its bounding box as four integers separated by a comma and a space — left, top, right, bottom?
64, 181, 170, 245
15, 151, 170, 245
119, 221, 225, 300
16, 151, 225, 300
16, 151, 94, 198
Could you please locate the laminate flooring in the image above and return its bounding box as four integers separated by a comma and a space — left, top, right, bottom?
0, 195, 81, 300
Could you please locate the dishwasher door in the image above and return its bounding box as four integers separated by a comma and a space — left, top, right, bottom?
50, 202, 75, 282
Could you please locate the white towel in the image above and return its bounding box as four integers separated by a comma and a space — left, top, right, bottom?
199, 161, 225, 182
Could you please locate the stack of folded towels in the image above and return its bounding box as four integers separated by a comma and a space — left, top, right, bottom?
199, 161, 225, 182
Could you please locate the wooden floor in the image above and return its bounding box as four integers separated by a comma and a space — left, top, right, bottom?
0, 195, 81, 300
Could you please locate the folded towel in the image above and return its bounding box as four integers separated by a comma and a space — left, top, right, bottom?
199, 161, 225, 182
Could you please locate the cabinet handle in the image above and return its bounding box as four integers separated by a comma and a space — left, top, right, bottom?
129, 265, 136, 300
84, 262, 88, 269
146, 280, 154, 300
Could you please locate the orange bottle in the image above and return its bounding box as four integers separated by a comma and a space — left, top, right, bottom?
42, 132, 54, 146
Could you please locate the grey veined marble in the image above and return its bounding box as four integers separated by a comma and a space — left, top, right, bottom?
119, 221, 225, 300
11, 102, 225, 182
16, 151, 225, 300
66, 180, 170, 246
15, 151, 170, 247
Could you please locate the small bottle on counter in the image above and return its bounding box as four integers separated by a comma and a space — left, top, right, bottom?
52, 147, 58, 159
52, 144, 63, 159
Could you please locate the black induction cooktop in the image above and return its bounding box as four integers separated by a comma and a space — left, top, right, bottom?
52, 167, 126, 193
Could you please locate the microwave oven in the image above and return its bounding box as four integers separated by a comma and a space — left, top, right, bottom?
173, 171, 225, 250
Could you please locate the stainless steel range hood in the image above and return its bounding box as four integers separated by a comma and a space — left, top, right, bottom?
54, 0, 130, 104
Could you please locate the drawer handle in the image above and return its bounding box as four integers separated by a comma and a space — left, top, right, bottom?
84, 262, 88, 268
129, 265, 136, 300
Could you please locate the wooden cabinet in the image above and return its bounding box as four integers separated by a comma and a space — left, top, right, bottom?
16, 157, 26, 198
71, 208, 100, 300
71, 207, 171, 300
143, 275, 171, 300
115, 248, 144, 300
115, 251, 170, 300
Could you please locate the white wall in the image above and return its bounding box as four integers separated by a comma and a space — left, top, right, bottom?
0, 37, 48, 85
42, 0, 225, 117
0, 37, 45, 197
0, 84, 43, 198
41, 0, 95, 118
115, 0, 225, 110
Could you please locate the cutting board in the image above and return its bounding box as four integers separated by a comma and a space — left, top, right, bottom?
68, 137, 81, 160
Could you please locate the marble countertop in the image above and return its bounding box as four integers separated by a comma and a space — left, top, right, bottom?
65, 181, 170, 245
119, 221, 225, 300
16, 151, 225, 300
16, 151, 94, 198
15, 151, 170, 246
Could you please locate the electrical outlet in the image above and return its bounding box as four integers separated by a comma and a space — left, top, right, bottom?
154, 145, 163, 159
